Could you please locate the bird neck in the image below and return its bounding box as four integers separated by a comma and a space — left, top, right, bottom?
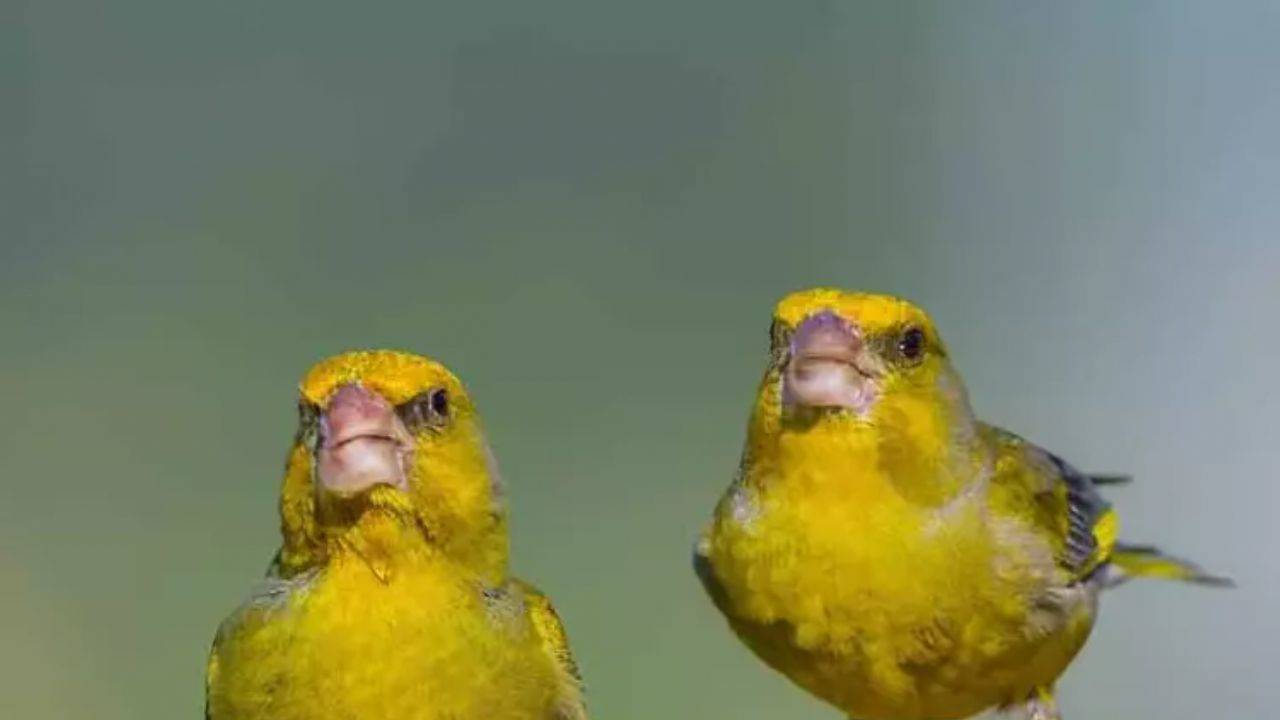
322, 507, 437, 582
746, 402, 984, 510
276, 494, 510, 586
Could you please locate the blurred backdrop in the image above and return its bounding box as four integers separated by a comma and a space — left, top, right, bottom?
4, 1, 1278, 718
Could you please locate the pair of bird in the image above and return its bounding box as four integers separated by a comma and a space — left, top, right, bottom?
206, 288, 1228, 720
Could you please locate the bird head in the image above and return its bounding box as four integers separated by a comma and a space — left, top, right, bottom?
747, 289, 979, 505
276, 350, 507, 580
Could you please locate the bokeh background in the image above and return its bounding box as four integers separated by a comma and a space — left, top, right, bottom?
5, 1, 1278, 718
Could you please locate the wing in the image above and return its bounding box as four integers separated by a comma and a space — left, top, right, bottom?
205, 561, 315, 720
511, 579, 588, 720
985, 425, 1118, 583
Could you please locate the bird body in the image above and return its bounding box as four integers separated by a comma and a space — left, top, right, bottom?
700, 422, 1096, 719
206, 351, 585, 720
208, 537, 572, 720
696, 289, 1226, 720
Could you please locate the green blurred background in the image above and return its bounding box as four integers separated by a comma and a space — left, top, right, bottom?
4, 1, 1277, 718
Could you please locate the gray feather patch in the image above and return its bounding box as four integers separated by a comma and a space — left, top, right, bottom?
1046, 452, 1111, 574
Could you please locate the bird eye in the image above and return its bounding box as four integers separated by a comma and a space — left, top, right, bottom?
429, 389, 448, 416
769, 320, 792, 364
295, 401, 321, 446
397, 388, 449, 431
297, 400, 320, 428
898, 327, 926, 361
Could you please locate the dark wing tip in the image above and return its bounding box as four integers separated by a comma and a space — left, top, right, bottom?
1088, 474, 1133, 486
692, 537, 733, 609
1188, 572, 1237, 588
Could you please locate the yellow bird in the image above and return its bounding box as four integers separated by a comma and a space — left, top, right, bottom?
694, 289, 1229, 720
206, 350, 587, 720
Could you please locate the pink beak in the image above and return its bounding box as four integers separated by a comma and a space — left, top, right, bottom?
315, 384, 412, 494
782, 311, 879, 413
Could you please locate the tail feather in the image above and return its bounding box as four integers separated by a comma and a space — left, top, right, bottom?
1107, 543, 1234, 588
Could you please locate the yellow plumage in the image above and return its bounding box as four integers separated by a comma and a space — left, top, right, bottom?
206, 351, 586, 720
695, 289, 1227, 720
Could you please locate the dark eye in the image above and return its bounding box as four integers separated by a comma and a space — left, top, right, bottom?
297, 400, 320, 428
295, 401, 321, 445
769, 320, 792, 363
429, 389, 448, 416
397, 388, 449, 431
898, 327, 926, 361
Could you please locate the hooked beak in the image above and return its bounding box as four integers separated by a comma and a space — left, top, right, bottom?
782, 310, 879, 413
315, 383, 413, 494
